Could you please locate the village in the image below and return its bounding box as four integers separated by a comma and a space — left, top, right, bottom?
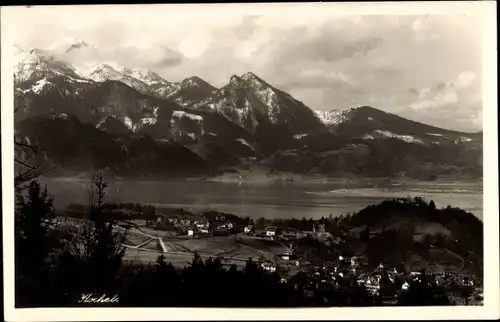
146, 208, 483, 305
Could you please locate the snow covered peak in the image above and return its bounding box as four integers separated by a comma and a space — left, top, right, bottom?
181, 76, 210, 88
85, 63, 154, 94
241, 71, 259, 79
121, 67, 170, 86
241, 72, 269, 89
13, 45, 80, 84
87, 63, 121, 81
200, 71, 321, 131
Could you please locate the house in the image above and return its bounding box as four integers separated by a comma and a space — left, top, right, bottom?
350, 256, 362, 267
216, 214, 226, 221
209, 215, 234, 231
265, 226, 278, 237
213, 221, 234, 231
462, 277, 474, 287
187, 228, 195, 236
261, 261, 276, 272
281, 228, 303, 239
195, 219, 209, 229
163, 211, 204, 228
277, 253, 298, 261
244, 225, 254, 234
302, 230, 315, 237
364, 278, 381, 295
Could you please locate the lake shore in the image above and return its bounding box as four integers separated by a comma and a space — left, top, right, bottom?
43, 171, 483, 188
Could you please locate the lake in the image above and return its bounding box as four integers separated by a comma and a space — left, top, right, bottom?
41, 179, 483, 220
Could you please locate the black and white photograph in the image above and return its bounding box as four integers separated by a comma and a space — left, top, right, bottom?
1, 2, 498, 320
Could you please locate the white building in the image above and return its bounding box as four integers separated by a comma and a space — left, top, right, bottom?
196, 221, 208, 229
187, 229, 194, 236
261, 261, 276, 272
266, 226, 277, 237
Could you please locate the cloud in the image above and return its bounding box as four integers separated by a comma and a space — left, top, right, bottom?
57, 43, 186, 73
278, 33, 384, 64
282, 70, 357, 89
390, 70, 482, 131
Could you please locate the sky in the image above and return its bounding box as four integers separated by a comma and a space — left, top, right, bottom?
4, 3, 488, 132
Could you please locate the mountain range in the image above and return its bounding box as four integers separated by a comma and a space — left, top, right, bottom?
13, 40, 483, 180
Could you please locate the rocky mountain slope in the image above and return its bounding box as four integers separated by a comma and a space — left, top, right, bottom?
12, 44, 482, 180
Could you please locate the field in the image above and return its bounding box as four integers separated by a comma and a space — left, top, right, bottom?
117, 220, 289, 268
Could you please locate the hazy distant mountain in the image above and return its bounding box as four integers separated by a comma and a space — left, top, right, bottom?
12, 44, 482, 180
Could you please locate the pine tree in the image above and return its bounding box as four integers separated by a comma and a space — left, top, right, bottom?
15, 181, 59, 307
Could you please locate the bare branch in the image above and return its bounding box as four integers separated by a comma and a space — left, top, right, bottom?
15, 165, 55, 189
14, 141, 44, 152
15, 157, 37, 170
13, 105, 53, 188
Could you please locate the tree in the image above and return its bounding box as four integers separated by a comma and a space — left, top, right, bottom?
244, 258, 259, 274
359, 226, 370, 242
86, 173, 126, 291
429, 200, 436, 211
15, 181, 59, 306
144, 205, 156, 226
56, 173, 127, 298
255, 217, 266, 230
349, 283, 373, 306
